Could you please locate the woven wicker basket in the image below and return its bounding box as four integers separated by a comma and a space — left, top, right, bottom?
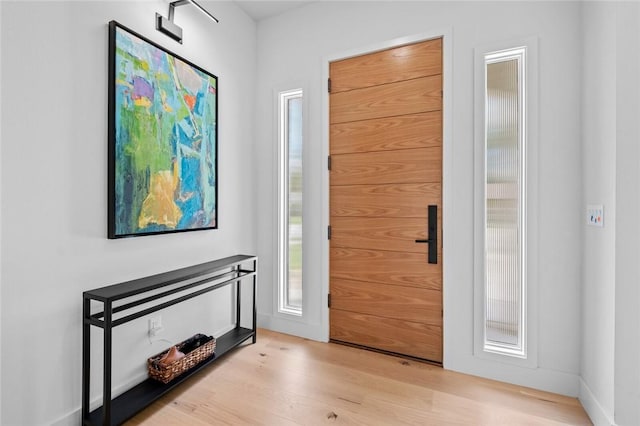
147, 334, 216, 384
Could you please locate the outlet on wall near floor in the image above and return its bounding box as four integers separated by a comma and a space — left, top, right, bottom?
586, 204, 604, 227
149, 315, 164, 337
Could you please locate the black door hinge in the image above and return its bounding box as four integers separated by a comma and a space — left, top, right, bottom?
328, 225, 332, 240
328, 155, 332, 171
328, 78, 332, 93
328, 293, 331, 308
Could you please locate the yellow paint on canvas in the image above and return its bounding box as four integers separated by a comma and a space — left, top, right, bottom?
138, 170, 182, 229
133, 97, 152, 108
161, 90, 173, 113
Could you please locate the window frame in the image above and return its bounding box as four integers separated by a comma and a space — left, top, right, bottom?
276, 88, 304, 317
473, 38, 539, 367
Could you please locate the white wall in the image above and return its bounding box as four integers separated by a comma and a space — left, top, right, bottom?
579, 2, 616, 424
614, 2, 640, 425
0, 1, 256, 424
579, 3, 640, 425
255, 0, 583, 396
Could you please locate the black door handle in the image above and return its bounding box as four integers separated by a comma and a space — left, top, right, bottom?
414, 205, 437, 264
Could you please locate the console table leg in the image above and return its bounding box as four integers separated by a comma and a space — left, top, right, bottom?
252, 259, 257, 343
235, 265, 241, 328
82, 297, 90, 422
103, 301, 113, 425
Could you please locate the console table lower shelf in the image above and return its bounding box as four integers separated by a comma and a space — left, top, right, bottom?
87, 327, 254, 425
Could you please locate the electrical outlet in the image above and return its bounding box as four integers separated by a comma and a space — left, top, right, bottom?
148, 315, 164, 337
586, 204, 604, 227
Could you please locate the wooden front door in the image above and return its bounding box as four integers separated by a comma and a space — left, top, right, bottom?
329, 38, 443, 363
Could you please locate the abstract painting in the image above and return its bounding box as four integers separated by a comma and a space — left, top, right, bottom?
108, 21, 217, 238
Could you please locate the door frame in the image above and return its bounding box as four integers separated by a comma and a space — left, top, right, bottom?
321, 28, 453, 365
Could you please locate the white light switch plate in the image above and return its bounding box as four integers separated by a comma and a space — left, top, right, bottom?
586, 204, 604, 227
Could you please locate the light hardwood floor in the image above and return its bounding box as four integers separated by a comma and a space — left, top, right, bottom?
126, 329, 591, 425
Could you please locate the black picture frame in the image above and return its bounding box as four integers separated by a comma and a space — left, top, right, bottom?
108, 21, 218, 239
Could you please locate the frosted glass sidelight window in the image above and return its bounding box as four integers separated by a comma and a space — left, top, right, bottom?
484, 48, 526, 357
277, 89, 303, 315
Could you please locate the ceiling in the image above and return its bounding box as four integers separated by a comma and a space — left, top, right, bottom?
234, 0, 315, 21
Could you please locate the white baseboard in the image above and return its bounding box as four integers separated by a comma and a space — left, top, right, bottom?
50, 371, 148, 426
257, 313, 326, 342
51, 409, 80, 426
579, 378, 616, 426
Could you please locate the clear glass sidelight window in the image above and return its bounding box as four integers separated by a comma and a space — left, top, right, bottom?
277, 89, 303, 315
484, 48, 526, 357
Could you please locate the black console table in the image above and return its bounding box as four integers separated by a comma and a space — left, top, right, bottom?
82, 254, 257, 425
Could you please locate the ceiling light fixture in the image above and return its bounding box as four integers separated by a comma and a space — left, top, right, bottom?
156, 0, 219, 44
